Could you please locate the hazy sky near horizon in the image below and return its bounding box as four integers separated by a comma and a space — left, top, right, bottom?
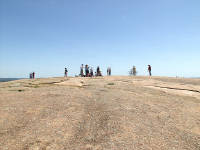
0, 0, 200, 78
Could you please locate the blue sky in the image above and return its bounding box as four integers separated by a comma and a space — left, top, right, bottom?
0, 0, 200, 78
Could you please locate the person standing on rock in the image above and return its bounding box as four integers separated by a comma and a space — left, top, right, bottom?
132, 66, 137, 76
87, 65, 90, 77
80, 64, 84, 77
85, 65, 89, 77
107, 67, 111, 76
64, 68, 68, 77
96, 66, 102, 76
30, 73, 32, 79
90, 67, 94, 77
85, 65, 87, 77
108, 67, 111, 76
148, 65, 152, 76
32, 72, 35, 79
97, 66, 100, 76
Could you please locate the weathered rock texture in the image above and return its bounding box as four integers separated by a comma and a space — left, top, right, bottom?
0, 76, 200, 150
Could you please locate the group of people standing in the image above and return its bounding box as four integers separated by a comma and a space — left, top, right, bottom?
28, 65, 151, 79
107, 67, 111, 76
130, 65, 152, 76
80, 64, 92, 77
64, 65, 152, 77
29, 72, 35, 79
80, 64, 102, 77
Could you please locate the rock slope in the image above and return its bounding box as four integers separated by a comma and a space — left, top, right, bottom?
0, 76, 200, 150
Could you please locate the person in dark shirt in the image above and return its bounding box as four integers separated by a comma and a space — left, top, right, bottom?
107, 67, 111, 76
148, 65, 152, 76
85, 65, 89, 77
30, 73, 32, 79
96, 66, 102, 76
133, 66, 136, 76
109, 68, 111, 76
32, 72, 35, 79
65, 68, 68, 77
97, 66, 100, 76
